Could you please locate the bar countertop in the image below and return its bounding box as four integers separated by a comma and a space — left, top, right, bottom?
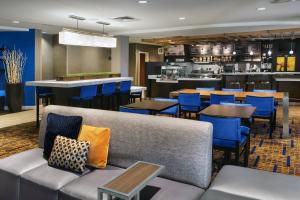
26, 77, 133, 88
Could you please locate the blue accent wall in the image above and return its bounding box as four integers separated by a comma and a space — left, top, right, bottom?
0, 29, 35, 106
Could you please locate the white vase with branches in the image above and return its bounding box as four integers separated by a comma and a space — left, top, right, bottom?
2, 48, 26, 84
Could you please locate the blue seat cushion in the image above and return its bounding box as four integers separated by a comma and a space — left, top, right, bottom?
43, 113, 83, 159
181, 105, 201, 112
241, 126, 250, 136
253, 111, 273, 118
0, 90, 5, 97
71, 96, 94, 101
160, 106, 178, 116
213, 135, 247, 149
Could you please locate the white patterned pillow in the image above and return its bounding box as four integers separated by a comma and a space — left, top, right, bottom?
48, 135, 90, 173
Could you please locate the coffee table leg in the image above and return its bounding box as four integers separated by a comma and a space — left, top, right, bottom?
98, 191, 103, 200
132, 193, 140, 200
107, 194, 113, 200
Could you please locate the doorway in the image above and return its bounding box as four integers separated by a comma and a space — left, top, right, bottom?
135, 51, 149, 86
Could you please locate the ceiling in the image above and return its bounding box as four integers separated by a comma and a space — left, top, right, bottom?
0, 0, 300, 39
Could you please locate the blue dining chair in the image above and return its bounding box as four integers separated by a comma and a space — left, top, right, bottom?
153, 98, 178, 117
118, 81, 132, 106
245, 96, 275, 138
119, 106, 150, 115
70, 85, 98, 108
0, 90, 5, 111
220, 102, 253, 133
210, 94, 235, 105
178, 93, 202, 119
196, 88, 215, 108
98, 82, 117, 110
200, 114, 250, 166
222, 88, 244, 92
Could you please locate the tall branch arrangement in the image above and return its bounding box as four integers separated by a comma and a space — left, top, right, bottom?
2, 48, 26, 84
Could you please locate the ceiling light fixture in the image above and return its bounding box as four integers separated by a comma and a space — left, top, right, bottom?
179, 17, 186, 20
257, 7, 267, 11
289, 34, 295, 55
250, 50, 254, 56
138, 0, 148, 4
59, 15, 117, 48
12, 20, 20, 24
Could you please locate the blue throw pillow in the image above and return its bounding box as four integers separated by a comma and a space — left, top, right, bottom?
43, 113, 83, 159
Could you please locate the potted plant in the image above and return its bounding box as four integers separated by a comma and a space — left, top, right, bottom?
2, 48, 26, 113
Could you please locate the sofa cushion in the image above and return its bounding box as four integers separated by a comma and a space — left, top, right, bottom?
59, 166, 204, 200
44, 113, 83, 159
78, 125, 111, 168
200, 190, 257, 200
0, 148, 47, 200
207, 165, 300, 200
48, 136, 90, 173
39, 105, 213, 189
20, 163, 86, 200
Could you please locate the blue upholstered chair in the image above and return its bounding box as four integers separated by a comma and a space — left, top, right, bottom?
98, 82, 117, 110
178, 93, 202, 119
196, 88, 215, 108
119, 106, 150, 115
200, 114, 250, 166
0, 90, 5, 111
245, 96, 275, 138
220, 102, 253, 134
222, 88, 244, 92
118, 81, 132, 106
153, 98, 178, 117
70, 85, 98, 108
210, 94, 235, 105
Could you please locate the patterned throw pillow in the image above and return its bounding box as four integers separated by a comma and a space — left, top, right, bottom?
48, 136, 90, 173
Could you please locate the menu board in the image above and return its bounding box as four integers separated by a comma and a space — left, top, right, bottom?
164, 45, 185, 56
190, 43, 234, 56
223, 44, 234, 55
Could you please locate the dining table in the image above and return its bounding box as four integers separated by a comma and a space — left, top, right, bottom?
170, 89, 289, 138
123, 100, 178, 115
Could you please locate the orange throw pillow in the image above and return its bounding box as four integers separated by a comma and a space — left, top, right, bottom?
78, 125, 111, 168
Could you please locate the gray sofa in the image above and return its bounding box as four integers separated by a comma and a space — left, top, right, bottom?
0, 105, 213, 200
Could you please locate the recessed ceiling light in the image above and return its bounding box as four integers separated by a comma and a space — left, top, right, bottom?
42, 31, 47, 34
257, 7, 266, 11
138, 0, 148, 4
179, 17, 186, 20
12, 20, 20, 24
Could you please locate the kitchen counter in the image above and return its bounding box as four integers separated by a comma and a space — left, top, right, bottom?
149, 76, 222, 84
275, 78, 300, 82
222, 72, 300, 75
26, 77, 133, 88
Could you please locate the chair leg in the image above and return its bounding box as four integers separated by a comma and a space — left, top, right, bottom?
235, 148, 240, 166
269, 116, 273, 139
36, 95, 40, 128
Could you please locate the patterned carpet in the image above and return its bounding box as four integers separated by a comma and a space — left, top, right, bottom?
0, 106, 299, 177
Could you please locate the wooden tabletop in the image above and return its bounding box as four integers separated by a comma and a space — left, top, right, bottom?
170, 89, 285, 101
200, 104, 256, 119
103, 162, 163, 195
124, 100, 178, 112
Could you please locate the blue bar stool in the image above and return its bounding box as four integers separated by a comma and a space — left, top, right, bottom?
196, 87, 215, 108
0, 90, 5, 111
245, 95, 275, 138
200, 114, 250, 166
118, 81, 132, 106
98, 82, 117, 110
210, 94, 235, 105
178, 93, 202, 119
119, 106, 150, 115
36, 87, 54, 127
153, 98, 178, 117
70, 85, 98, 108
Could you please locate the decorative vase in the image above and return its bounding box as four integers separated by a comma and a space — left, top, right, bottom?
6, 83, 23, 113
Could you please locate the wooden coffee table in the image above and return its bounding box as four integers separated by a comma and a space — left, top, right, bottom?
124, 100, 178, 115
98, 161, 164, 200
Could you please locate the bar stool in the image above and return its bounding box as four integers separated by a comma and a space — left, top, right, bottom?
130, 92, 142, 103
118, 81, 132, 106
98, 82, 116, 110
0, 90, 5, 111
36, 87, 54, 127
70, 85, 98, 108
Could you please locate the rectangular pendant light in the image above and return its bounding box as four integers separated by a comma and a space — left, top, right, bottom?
59, 29, 117, 48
